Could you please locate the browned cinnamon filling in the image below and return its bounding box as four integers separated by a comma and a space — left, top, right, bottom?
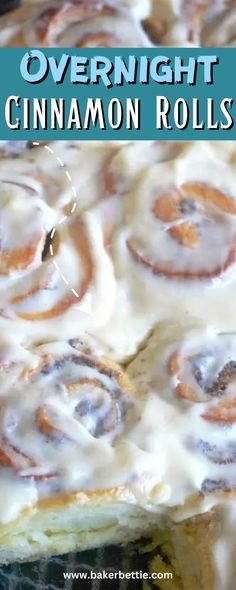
1, 217, 94, 321
167, 339, 236, 423
167, 337, 236, 494
0, 345, 136, 482
198, 440, 236, 465
127, 182, 236, 281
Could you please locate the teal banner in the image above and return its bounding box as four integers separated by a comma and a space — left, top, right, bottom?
0, 48, 235, 140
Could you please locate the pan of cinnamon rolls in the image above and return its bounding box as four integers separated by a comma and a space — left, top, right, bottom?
0, 137, 236, 588
0, 2, 236, 590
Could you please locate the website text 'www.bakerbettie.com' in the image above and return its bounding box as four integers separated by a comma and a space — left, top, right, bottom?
63, 570, 173, 581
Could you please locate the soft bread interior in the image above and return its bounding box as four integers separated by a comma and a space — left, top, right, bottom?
0, 496, 160, 564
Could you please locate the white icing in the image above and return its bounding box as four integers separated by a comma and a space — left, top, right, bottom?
128, 324, 236, 518
0, 181, 116, 342
90, 142, 236, 361
0, 339, 167, 521
0, 474, 38, 524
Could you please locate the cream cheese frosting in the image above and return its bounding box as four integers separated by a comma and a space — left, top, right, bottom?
89, 141, 236, 361
2, 140, 236, 358
128, 321, 236, 590
1, 324, 236, 548
0, 338, 167, 524
127, 323, 236, 502
0, 208, 116, 344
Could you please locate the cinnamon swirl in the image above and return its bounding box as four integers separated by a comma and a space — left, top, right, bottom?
0, 339, 164, 564
90, 142, 236, 361
128, 322, 236, 590
0, 180, 116, 343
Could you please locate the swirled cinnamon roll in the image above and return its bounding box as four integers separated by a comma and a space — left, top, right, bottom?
88, 141, 189, 216
127, 180, 236, 281
128, 321, 236, 497
0, 339, 164, 564
127, 322, 236, 590
0, 180, 116, 344
0, 139, 187, 231
0, 0, 152, 48
89, 142, 236, 362
0, 178, 57, 278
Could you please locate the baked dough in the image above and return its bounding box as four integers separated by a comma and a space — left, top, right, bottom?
88, 141, 236, 361
0, 160, 117, 343
128, 321, 236, 590
0, 338, 164, 564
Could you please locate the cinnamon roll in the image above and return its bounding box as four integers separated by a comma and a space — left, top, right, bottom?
127, 322, 236, 590
0, 181, 116, 344
88, 142, 187, 219
127, 180, 236, 281
89, 142, 236, 362
0, 339, 164, 564
128, 323, 236, 492
0, 0, 152, 48
140, 144, 236, 284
